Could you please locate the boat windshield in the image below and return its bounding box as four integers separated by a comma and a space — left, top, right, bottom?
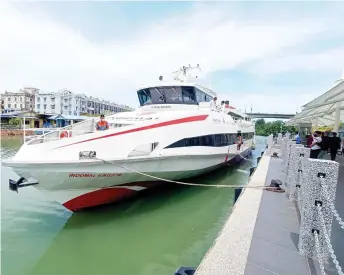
137, 86, 213, 106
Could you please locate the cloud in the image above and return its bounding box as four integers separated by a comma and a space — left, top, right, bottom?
0, 1, 343, 110
247, 47, 344, 76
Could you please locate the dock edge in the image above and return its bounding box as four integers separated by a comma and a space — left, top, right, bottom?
195, 155, 271, 275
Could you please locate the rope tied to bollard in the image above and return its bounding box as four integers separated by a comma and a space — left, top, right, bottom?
88, 158, 280, 190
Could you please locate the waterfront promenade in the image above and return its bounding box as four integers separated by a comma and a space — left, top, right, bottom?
195, 144, 344, 275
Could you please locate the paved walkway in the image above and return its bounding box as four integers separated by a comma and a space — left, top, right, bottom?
244, 154, 344, 275
195, 150, 344, 275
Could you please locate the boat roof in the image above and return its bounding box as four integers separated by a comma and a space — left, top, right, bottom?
136, 82, 217, 97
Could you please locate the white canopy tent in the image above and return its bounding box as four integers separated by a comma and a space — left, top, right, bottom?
286, 79, 344, 132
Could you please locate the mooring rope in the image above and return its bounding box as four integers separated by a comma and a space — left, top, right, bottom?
91, 154, 277, 190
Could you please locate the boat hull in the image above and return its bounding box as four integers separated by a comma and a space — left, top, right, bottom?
10, 149, 252, 211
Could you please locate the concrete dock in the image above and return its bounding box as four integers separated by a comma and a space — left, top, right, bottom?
195, 146, 344, 275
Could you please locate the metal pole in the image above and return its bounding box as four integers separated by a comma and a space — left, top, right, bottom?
23, 116, 26, 142
333, 102, 341, 132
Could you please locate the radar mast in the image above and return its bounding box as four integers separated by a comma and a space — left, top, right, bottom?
172, 64, 202, 82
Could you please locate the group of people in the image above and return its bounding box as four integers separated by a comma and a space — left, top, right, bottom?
209, 97, 231, 111
303, 131, 343, 161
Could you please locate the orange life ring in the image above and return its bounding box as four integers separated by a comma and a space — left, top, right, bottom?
60, 131, 69, 139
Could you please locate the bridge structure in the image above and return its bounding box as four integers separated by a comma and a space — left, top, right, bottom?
245, 113, 295, 119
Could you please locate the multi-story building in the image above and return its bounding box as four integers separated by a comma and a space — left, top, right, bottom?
35, 89, 133, 116
1, 87, 37, 113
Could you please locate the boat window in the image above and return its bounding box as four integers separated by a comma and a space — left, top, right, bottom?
205, 95, 212, 102
164, 133, 254, 148
150, 88, 166, 104
137, 89, 153, 106
214, 134, 223, 146
195, 88, 207, 103
182, 87, 197, 104
164, 87, 183, 103
137, 86, 197, 106
200, 135, 214, 146
228, 111, 243, 119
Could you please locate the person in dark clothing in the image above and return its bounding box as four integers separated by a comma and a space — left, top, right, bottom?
306, 134, 313, 148
329, 132, 341, 161
318, 132, 330, 159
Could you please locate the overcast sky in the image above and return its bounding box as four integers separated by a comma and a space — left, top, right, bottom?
1, 1, 343, 113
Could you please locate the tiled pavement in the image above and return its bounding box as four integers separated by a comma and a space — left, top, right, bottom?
244, 155, 344, 275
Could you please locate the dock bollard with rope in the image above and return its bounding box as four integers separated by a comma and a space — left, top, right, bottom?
279, 136, 344, 274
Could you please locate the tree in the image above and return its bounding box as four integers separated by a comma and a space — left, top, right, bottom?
255, 119, 297, 137
8, 117, 21, 126
255, 119, 265, 126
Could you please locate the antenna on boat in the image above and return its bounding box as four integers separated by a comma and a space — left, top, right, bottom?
172, 64, 202, 82
209, 72, 212, 89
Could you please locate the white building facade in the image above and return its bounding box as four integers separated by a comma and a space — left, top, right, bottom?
1, 88, 37, 113
35, 89, 133, 116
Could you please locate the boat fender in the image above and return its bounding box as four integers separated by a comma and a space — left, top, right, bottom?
174, 267, 196, 275
60, 131, 70, 138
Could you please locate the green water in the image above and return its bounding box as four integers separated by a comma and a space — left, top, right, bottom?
1, 137, 266, 275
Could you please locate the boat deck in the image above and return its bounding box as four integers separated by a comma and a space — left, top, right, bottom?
195, 148, 344, 275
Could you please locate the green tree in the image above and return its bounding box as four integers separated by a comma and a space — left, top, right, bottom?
255, 119, 297, 137
8, 117, 21, 126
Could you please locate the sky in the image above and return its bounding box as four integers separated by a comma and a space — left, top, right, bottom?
1, 1, 344, 113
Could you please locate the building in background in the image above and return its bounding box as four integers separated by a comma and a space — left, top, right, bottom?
1, 87, 37, 113
34, 89, 133, 116
1, 97, 4, 113
1, 87, 133, 116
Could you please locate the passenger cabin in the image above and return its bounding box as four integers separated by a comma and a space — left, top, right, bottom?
136, 84, 215, 107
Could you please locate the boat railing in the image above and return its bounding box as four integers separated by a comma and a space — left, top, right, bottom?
25, 118, 97, 145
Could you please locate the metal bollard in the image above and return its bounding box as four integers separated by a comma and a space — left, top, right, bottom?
286, 146, 310, 200
298, 159, 340, 259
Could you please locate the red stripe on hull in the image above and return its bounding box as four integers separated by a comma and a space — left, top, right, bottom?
62, 182, 163, 211
63, 187, 138, 211
55, 114, 209, 149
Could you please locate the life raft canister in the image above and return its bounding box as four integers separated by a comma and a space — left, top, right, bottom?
60, 130, 71, 139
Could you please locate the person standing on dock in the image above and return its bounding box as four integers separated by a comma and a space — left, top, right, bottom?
309, 132, 322, 159
306, 134, 313, 147
295, 132, 301, 144
318, 132, 330, 159
329, 132, 341, 161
